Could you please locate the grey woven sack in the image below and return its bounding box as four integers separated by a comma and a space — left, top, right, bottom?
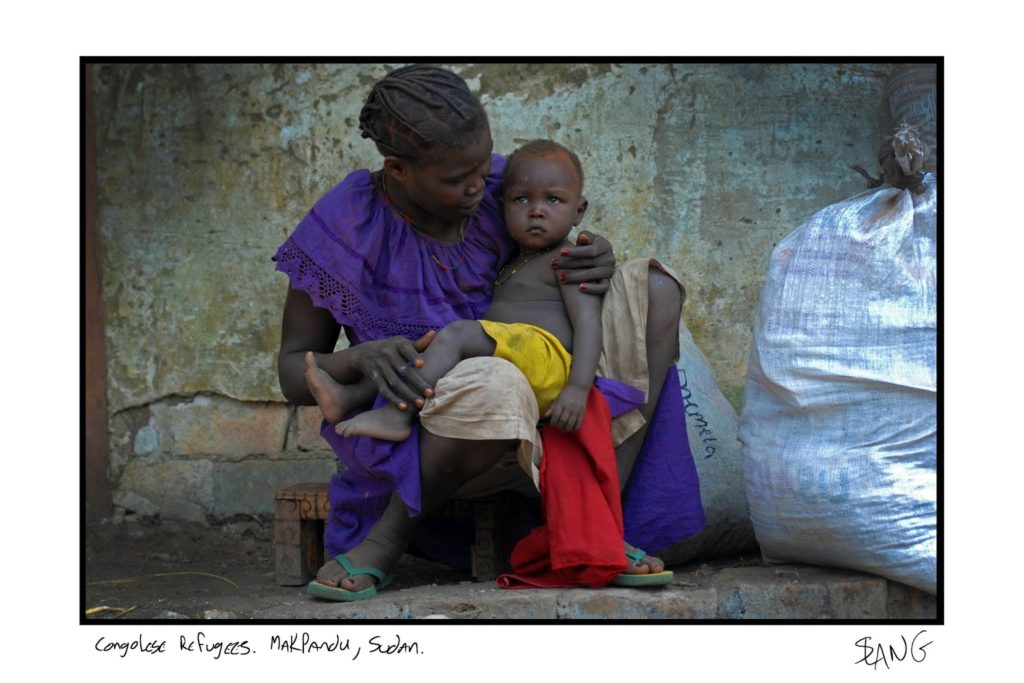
739, 175, 937, 594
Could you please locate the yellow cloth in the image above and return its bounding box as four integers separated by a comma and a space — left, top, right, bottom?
477, 320, 572, 416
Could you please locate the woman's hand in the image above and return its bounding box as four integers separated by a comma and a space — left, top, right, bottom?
353, 331, 437, 409
550, 230, 616, 294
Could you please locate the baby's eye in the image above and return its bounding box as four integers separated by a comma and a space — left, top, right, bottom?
548, 196, 562, 204
514, 195, 528, 203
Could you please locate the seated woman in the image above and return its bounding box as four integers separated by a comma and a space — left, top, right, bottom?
274, 64, 705, 601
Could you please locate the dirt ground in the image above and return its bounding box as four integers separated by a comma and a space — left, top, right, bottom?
84, 515, 470, 620
84, 514, 936, 621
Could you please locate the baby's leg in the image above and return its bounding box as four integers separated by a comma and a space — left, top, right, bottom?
337, 320, 496, 441
304, 352, 377, 424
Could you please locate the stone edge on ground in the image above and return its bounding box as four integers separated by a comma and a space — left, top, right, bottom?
253, 565, 936, 620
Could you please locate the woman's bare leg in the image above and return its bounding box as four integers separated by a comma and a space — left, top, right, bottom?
313, 430, 514, 591
617, 267, 684, 574
313, 489, 418, 590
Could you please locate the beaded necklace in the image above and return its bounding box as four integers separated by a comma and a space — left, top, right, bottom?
377, 172, 466, 271
494, 249, 545, 286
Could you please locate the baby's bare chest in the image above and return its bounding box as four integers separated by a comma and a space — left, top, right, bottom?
491, 252, 561, 302
484, 250, 572, 347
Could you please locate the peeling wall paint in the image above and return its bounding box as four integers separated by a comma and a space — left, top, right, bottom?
94, 62, 898, 515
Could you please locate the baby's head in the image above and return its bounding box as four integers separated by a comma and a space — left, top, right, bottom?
502, 140, 588, 251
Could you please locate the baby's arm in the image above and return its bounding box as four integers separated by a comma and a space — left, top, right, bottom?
546, 277, 604, 431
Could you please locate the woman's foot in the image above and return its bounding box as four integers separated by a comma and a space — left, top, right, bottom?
623, 542, 666, 575
304, 352, 354, 424
314, 535, 405, 593
336, 406, 414, 441
612, 542, 673, 587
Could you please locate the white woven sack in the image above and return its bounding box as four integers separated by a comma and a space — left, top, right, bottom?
739, 175, 937, 594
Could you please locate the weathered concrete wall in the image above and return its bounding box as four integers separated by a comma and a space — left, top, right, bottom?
94, 62, 897, 519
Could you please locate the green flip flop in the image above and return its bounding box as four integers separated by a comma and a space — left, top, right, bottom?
612, 546, 674, 587
306, 554, 393, 601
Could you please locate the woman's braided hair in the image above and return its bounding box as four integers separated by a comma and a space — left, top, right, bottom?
359, 64, 489, 163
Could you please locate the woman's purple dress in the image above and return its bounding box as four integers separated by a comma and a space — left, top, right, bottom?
275, 155, 704, 561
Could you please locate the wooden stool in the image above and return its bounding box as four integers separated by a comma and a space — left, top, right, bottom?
274, 482, 331, 586
468, 492, 533, 582
274, 482, 532, 586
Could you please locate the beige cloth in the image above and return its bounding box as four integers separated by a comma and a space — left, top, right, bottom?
418, 258, 683, 497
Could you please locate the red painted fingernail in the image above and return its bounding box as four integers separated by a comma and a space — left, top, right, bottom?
550, 258, 559, 267
580, 283, 588, 292
559, 273, 566, 282
560, 248, 569, 256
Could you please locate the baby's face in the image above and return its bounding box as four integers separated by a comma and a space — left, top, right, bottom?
502, 152, 586, 251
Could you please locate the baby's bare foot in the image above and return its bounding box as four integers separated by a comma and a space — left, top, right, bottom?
304, 352, 350, 424
336, 406, 414, 442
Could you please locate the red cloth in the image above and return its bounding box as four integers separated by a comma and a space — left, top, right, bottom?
496, 386, 627, 588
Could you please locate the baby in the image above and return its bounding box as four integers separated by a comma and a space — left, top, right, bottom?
307, 139, 601, 439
